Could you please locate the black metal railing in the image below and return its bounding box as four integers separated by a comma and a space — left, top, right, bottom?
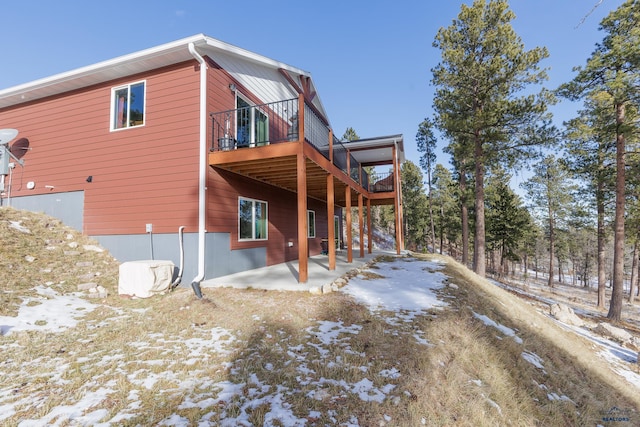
304, 103, 331, 161
210, 98, 299, 151
209, 97, 387, 194
368, 171, 394, 193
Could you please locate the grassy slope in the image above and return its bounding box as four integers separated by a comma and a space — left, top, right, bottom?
0, 207, 638, 425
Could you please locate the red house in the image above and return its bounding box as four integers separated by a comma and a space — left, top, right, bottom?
0, 34, 404, 290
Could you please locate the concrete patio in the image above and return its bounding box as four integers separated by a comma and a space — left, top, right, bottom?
201, 250, 398, 292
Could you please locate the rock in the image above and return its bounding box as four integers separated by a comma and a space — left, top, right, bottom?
549, 303, 584, 327
322, 283, 332, 294
64, 251, 80, 256
83, 245, 104, 253
334, 278, 347, 287
9, 221, 30, 233
77, 282, 98, 291
24, 255, 36, 263
76, 261, 93, 268
67, 242, 79, 248
66, 233, 74, 240
309, 286, 322, 295
448, 283, 459, 290
594, 322, 632, 343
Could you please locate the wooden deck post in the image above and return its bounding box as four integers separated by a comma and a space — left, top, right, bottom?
345, 185, 353, 263
297, 93, 308, 282
358, 193, 364, 258
367, 198, 372, 254
327, 174, 335, 270
393, 144, 402, 255
297, 151, 308, 282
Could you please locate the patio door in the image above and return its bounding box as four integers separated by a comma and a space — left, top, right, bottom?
236, 96, 268, 147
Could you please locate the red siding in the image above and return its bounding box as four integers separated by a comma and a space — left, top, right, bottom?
207, 168, 331, 266
0, 62, 201, 235
1, 57, 330, 268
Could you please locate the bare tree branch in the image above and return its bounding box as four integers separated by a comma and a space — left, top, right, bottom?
575, 0, 605, 29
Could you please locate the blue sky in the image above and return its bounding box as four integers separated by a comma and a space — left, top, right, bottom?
0, 0, 626, 183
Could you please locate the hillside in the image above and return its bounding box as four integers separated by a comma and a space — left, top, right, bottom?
1, 207, 639, 425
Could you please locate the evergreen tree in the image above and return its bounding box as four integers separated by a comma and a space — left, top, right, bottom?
400, 161, 430, 251
432, 164, 461, 256
432, 0, 552, 277
485, 169, 532, 276
558, 0, 640, 320
562, 91, 617, 307
416, 118, 438, 252
522, 155, 577, 287
342, 127, 359, 142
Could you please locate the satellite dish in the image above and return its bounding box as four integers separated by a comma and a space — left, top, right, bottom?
10, 138, 29, 160
0, 129, 18, 146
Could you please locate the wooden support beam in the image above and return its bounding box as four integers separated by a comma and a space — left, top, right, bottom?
367, 198, 372, 254
393, 144, 402, 255
345, 185, 353, 263
358, 193, 364, 258
297, 151, 308, 283
327, 174, 335, 271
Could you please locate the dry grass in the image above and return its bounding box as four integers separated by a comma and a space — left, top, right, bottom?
1, 207, 639, 425
0, 207, 118, 316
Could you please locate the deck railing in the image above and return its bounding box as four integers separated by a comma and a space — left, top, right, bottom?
368, 171, 394, 193
210, 98, 299, 151
210, 96, 386, 192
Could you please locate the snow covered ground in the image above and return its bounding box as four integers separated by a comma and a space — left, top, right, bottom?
1, 256, 639, 425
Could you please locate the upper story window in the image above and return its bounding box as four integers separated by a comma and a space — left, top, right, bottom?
111, 81, 145, 130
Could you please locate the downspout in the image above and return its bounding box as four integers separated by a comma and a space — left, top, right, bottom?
188, 42, 207, 299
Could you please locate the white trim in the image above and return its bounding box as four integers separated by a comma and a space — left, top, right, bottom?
238, 196, 269, 241
307, 210, 316, 238
109, 80, 146, 131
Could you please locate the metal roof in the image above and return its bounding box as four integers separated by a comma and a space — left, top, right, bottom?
0, 33, 327, 118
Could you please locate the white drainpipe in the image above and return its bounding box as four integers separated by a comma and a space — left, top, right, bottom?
188, 42, 207, 298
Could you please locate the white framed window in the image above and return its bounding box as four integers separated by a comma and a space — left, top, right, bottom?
239, 197, 268, 241
307, 210, 316, 238
111, 81, 146, 130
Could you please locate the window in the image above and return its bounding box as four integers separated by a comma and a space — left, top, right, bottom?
239, 197, 268, 240
236, 95, 268, 147
111, 81, 145, 130
307, 210, 316, 238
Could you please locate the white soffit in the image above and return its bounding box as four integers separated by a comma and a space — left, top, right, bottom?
345, 135, 405, 165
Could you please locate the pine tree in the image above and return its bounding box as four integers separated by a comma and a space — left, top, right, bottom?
485, 169, 532, 276
562, 92, 617, 308
522, 156, 577, 287
400, 161, 430, 251
558, 0, 640, 320
432, 0, 552, 277
416, 118, 438, 253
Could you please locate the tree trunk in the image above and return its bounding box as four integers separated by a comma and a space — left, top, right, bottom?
460, 163, 469, 266
427, 165, 436, 254
629, 239, 638, 304
558, 260, 563, 284
548, 216, 555, 288
439, 204, 444, 255
597, 180, 606, 308
608, 102, 626, 322
473, 134, 486, 277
